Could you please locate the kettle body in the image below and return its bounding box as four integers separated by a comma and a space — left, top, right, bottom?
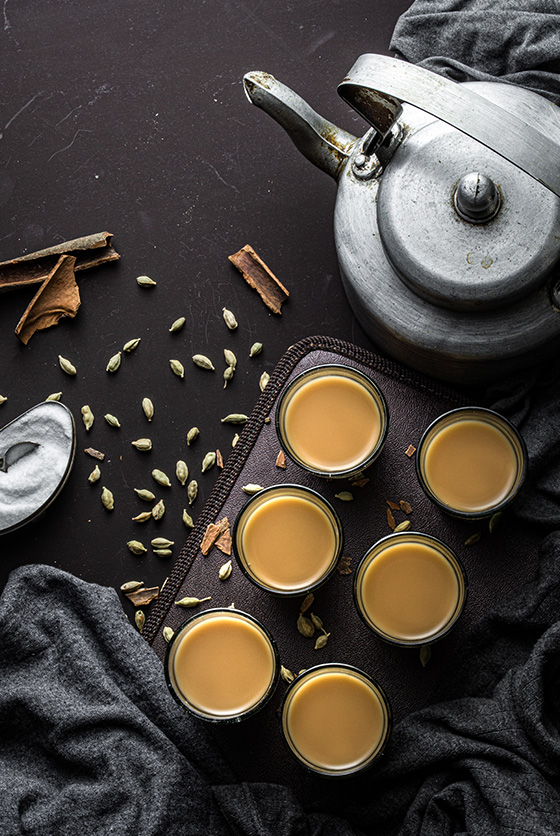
243, 56, 560, 384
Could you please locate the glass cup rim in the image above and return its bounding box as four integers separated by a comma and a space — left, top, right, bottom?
275, 363, 389, 479
280, 662, 393, 777
415, 406, 528, 520
232, 483, 344, 597
164, 606, 280, 723
353, 531, 468, 647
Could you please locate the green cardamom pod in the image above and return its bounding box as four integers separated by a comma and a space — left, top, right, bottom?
310, 613, 324, 629
120, 580, 144, 592
152, 499, 165, 521
163, 626, 174, 643
134, 488, 155, 501
242, 484, 264, 495
88, 465, 101, 484
249, 342, 263, 357
419, 645, 432, 667
123, 338, 141, 353
135, 610, 145, 632
218, 560, 232, 581
175, 596, 212, 608
136, 275, 156, 287
259, 371, 270, 392
58, 355, 76, 375
297, 613, 315, 638
169, 317, 186, 333
169, 359, 185, 378
142, 397, 154, 422
314, 632, 330, 650
106, 351, 122, 373
280, 665, 295, 684
176, 460, 189, 485
153, 548, 172, 557
201, 451, 216, 473
131, 438, 152, 451
132, 511, 152, 523
334, 491, 354, 501
104, 413, 121, 428
221, 413, 248, 424
81, 404, 94, 431
192, 354, 215, 371
151, 537, 175, 548
223, 366, 235, 388
223, 349, 237, 369
182, 509, 194, 528
232, 433, 239, 448
127, 540, 147, 555
186, 427, 199, 446
222, 307, 238, 330
45, 392, 62, 402
489, 511, 503, 534
101, 486, 114, 510
394, 520, 411, 533
187, 480, 198, 505
152, 469, 171, 487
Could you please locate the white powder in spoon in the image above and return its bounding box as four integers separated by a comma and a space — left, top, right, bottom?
0, 401, 75, 534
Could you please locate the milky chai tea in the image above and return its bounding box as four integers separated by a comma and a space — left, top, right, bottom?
165, 609, 279, 722
281, 664, 392, 776
276, 364, 388, 478
416, 407, 527, 518
354, 532, 467, 645
233, 484, 343, 595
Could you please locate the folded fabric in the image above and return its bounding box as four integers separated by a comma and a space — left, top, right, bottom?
1, 547, 560, 836
390, 0, 560, 101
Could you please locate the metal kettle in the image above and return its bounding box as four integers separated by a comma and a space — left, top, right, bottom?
243, 55, 560, 384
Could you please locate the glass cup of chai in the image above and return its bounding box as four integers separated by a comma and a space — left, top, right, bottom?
233, 484, 343, 596
275, 364, 388, 479
415, 407, 527, 520
165, 608, 279, 722
280, 664, 392, 776
354, 532, 467, 646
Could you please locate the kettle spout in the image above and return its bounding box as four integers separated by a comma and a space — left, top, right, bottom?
243, 71, 357, 180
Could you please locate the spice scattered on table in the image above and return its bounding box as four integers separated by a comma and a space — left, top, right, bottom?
222, 307, 238, 330
84, 447, 105, 460
336, 555, 352, 575
58, 355, 77, 376
175, 595, 211, 608
200, 517, 230, 556
125, 586, 159, 607
106, 352, 122, 373
228, 244, 289, 314
136, 275, 156, 287
15, 255, 80, 345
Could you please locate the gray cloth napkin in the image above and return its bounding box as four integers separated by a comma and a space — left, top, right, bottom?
390, 0, 560, 101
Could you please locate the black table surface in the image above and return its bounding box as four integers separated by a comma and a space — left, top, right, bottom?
0, 0, 413, 606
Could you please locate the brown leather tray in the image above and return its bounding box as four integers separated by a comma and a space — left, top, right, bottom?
144, 335, 539, 793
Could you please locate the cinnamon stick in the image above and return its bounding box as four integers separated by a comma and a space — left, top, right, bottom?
228, 244, 289, 314
14, 254, 80, 344
0, 231, 119, 293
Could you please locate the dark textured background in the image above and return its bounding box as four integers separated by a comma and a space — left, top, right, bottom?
0, 0, 411, 614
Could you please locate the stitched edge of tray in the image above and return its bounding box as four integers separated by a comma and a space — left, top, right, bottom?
143, 335, 467, 645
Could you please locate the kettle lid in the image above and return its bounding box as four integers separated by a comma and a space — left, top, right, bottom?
376, 95, 560, 311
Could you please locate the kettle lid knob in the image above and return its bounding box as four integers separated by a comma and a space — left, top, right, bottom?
453, 172, 501, 223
